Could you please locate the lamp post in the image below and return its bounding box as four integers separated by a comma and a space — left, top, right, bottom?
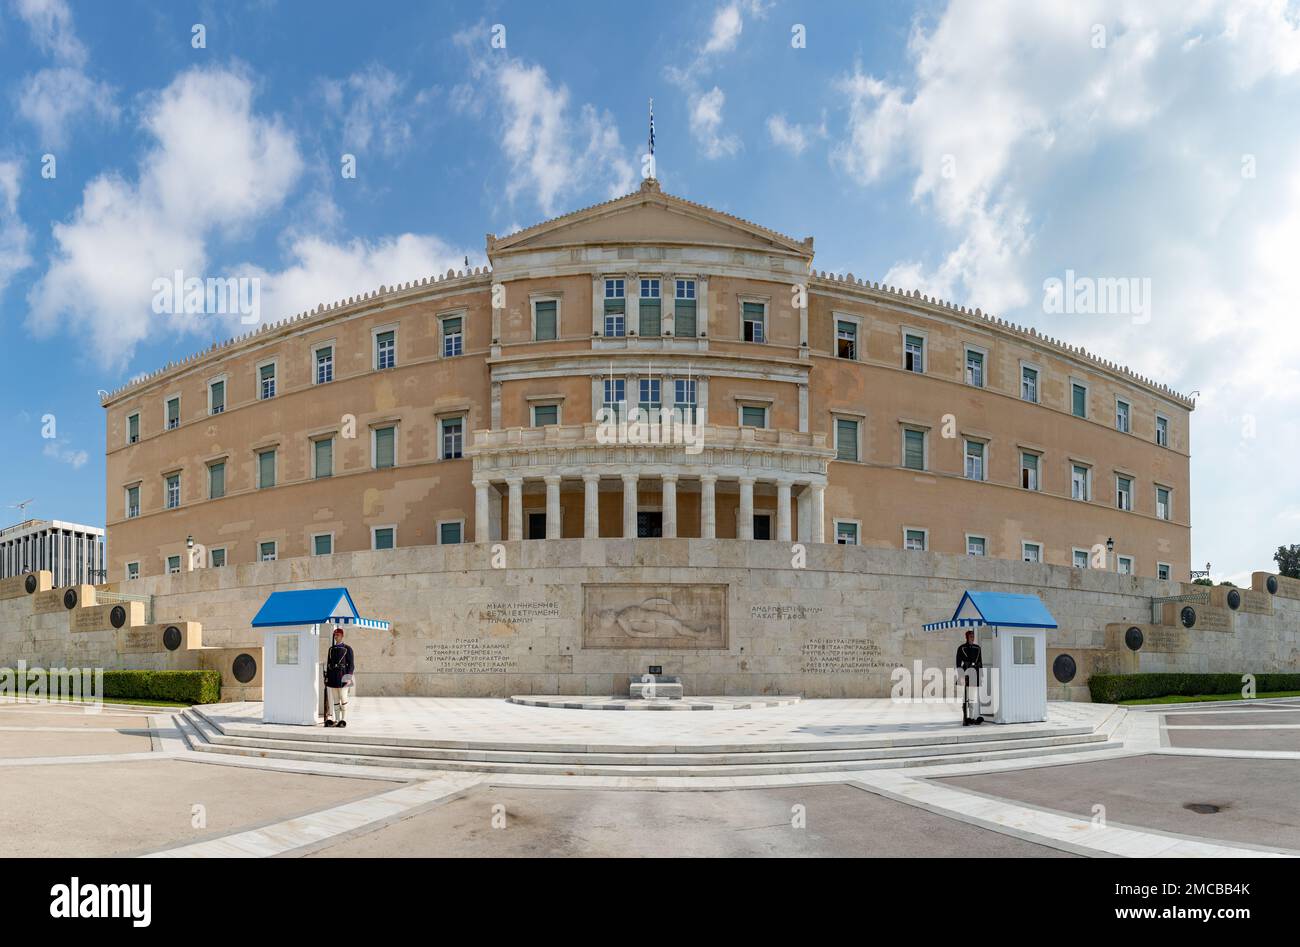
1190, 561, 1211, 581
1106, 536, 1115, 572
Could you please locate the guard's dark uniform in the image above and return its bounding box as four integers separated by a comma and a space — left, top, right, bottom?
955, 640, 983, 725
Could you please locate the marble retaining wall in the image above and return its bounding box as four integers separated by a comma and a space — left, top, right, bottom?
1, 540, 1296, 700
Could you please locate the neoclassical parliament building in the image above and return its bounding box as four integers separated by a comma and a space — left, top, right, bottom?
101, 180, 1192, 581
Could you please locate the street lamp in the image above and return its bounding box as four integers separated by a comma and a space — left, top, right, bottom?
1105, 537, 1114, 571
1190, 561, 1211, 581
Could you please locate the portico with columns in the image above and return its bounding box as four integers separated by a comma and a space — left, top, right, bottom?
468, 424, 832, 543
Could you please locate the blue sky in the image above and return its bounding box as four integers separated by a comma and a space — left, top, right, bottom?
1, 0, 1297, 581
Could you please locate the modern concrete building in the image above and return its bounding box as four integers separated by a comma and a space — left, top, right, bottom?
101, 180, 1192, 580
0, 518, 105, 586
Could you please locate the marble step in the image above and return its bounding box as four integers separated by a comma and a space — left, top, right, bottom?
177, 711, 1118, 777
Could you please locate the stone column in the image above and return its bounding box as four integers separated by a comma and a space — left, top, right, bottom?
810, 482, 825, 544
473, 479, 491, 543
776, 480, 792, 542
506, 477, 523, 541
544, 475, 561, 539
583, 474, 600, 538
662, 474, 678, 538
700, 474, 717, 539
738, 477, 755, 540
622, 473, 639, 538
796, 485, 810, 543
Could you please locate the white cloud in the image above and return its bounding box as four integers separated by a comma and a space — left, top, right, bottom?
27, 67, 303, 368
766, 113, 826, 156
690, 86, 741, 159
322, 65, 435, 157
457, 35, 635, 216
43, 438, 87, 469
12, 0, 116, 146
703, 3, 744, 54
0, 160, 33, 295
829, 0, 1300, 575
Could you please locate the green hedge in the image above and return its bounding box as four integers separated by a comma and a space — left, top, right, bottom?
1089, 673, 1300, 704
4, 669, 221, 705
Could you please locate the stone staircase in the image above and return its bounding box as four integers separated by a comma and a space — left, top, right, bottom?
172, 703, 1127, 777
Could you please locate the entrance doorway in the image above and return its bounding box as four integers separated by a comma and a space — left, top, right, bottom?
636, 511, 663, 537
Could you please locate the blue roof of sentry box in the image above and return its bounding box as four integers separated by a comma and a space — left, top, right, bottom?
922, 590, 1058, 631
251, 588, 390, 630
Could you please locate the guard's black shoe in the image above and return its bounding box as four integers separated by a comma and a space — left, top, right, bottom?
337, 720, 347, 728
974, 716, 984, 725
324, 719, 336, 727
962, 718, 970, 726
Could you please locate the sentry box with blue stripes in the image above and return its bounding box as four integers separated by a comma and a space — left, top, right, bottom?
923, 591, 1058, 724
251, 588, 390, 725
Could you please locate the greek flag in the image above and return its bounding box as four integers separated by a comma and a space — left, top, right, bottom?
648, 98, 655, 156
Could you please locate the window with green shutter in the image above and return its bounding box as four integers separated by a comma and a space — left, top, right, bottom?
742, 302, 765, 342
166, 397, 180, 430
209, 462, 225, 499
674, 280, 696, 337
373, 527, 395, 550
314, 438, 333, 478
1072, 383, 1087, 418
836, 418, 859, 462
127, 413, 139, 444
741, 405, 767, 428
313, 534, 333, 556
258, 449, 276, 488
639, 279, 661, 336
440, 522, 463, 544
209, 380, 225, 414
903, 429, 925, 470
374, 426, 395, 469
533, 404, 559, 426
534, 300, 557, 340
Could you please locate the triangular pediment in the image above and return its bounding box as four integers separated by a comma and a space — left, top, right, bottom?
488, 181, 813, 260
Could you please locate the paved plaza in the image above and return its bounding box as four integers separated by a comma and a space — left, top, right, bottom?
1, 696, 1297, 858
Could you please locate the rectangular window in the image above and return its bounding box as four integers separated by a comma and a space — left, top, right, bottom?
742, 302, 765, 343
741, 405, 767, 428
534, 300, 557, 341
209, 380, 225, 415
1072, 383, 1087, 418
903, 429, 926, 470
165, 474, 180, 510
315, 345, 334, 384
836, 418, 859, 462
602, 379, 626, 420
1071, 464, 1090, 500
967, 536, 987, 557
1020, 452, 1039, 490
1021, 366, 1038, 403
964, 440, 985, 481
126, 485, 140, 519
639, 279, 661, 336
166, 397, 180, 430
603, 279, 625, 337
532, 404, 559, 427
904, 529, 927, 551
1157, 563, 1171, 581
1156, 415, 1169, 447
210, 548, 226, 568
442, 316, 463, 357
1116, 475, 1132, 511
374, 426, 396, 469
1013, 636, 1036, 666
259, 362, 276, 399
1118, 555, 1134, 575
673, 378, 697, 422
440, 521, 463, 545
127, 413, 140, 444
258, 449, 276, 489
313, 534, 333, 556
375, 330, 396, 369
126, 562, 139, 580
1023, 542, 1042, 563
1116, 399, 1130, 433
208, 462, 225, 499
904, 334, 924, 373
1112, 476, 1133, 515
835, 522, 859, 545
1073, 549, 1089, 569
276, 634, 299, 666
837, 320, 857, 360
259, 541, 277, 562
373, 527, 395, 550
167, 555, 181, 575
1156, 486, 1170, 520
314, 438, 333, 478
638, 378, 661, 415
441, 418, 463, 460
965, 349, 984, 387
674, 280, 697, 337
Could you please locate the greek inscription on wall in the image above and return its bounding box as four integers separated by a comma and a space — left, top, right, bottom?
70, 608, 107, 633
751, 605, 824, 621
480, 602, 560, 624
1195, 608, 1233, 633
424, 640, 518, 673
801, 638, 886, 674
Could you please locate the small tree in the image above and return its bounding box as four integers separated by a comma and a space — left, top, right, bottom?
1192, 577, 1213, 586
1275, 545, 1300, 579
